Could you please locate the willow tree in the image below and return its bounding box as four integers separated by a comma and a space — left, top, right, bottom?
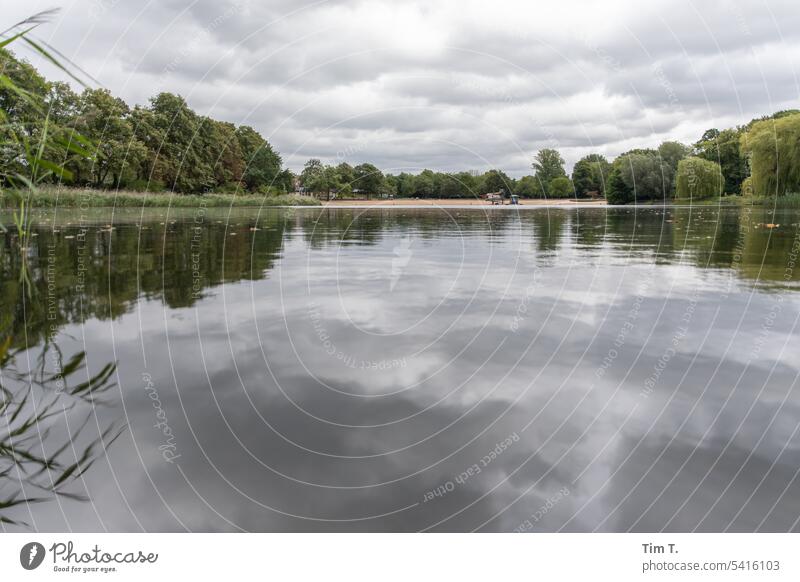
675, 157, 724, 200
740, 113, 800, 197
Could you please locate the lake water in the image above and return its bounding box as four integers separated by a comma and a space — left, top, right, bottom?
2, 205, 800, 532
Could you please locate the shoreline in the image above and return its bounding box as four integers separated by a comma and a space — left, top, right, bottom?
3, 189, 796, 211
0, 188, 321, 209
321, 198, 606, 207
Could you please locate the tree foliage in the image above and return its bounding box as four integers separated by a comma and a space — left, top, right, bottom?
740, 113, 800, 197
514, 175, 544, 198
694, 127, 746, 195
571, 153, 610, 197
352, 162, 383, 195
300, 158, 327, 193
236, 125, 283, 192
0, 49, 285, 194
605, 163, 632, 204
532, 148, 566, 196
548, 176, 573, 198
675, 157, 724, 200
480, 169, 513, 194
605, 143, 688, 203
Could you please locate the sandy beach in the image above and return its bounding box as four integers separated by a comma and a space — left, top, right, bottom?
321, 198, 606, 207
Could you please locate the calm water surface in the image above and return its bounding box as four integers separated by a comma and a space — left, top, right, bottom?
2, 205, 800, 531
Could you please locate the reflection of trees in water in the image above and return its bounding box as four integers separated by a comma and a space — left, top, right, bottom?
3, 208, 797, 350
0, 339, 122, 526
570, 208, 606, 249
671, 206, 741, 268
670, 207, 800, 286
597, 208, 676, 261
0, 211, 297, 526
295, 208, 523, 249
559, 206, 800, 288
295, 208, 800, 287
0, 261, 121, 527
739, 210, 800, 285
530, 209, 568, 254
0, 214, 289, 345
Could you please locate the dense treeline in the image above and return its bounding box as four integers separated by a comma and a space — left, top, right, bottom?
3, 47, 800, 203
1, 48, 291, 194
297, 111, 800, 204
605, 110, 800, 203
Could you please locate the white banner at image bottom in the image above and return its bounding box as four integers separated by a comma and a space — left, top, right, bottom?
1, 533, 796, 581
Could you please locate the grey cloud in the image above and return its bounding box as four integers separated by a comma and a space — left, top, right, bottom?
5, 0, 800, 175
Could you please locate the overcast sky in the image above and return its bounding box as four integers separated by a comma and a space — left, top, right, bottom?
6, 0, 799, 175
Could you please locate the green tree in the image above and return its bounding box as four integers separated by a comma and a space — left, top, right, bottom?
0, 48, 50, 122
199, 119, 244, 190
1, 25, 303, 198
439, 173, 461, 198
656, 141, 689, 196
338, 183, 353, 198
607, 145, 687, 204
458, 172, 480, 197
323, 164, 341, 197
532, 148, 566, 196
273, 168, 295, 193
620, 153, 665, 200
548, 176, 573, 198
395, 172, 416, 197
335, 162, 354, 185
740, 176, 754, 196
128, 105, 165, 189
605, 162, 632, 204
69, 89, 145, 188
413, 170, 436, 197
740, 113, 800, 197
514, 175, 544, 198
300, 158, 327, 193
480, 169, 513, 195
353, 162, 383, 196
744, 109, 800, 130
1, 48, 80, 185
46, 81, 80, 126
694, 128, 746, 195
236, 125, 282, 192
675, 157, 724, 200
571, 154, 610, 197
148, 92, 212, 192
383, 173, 399, 196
